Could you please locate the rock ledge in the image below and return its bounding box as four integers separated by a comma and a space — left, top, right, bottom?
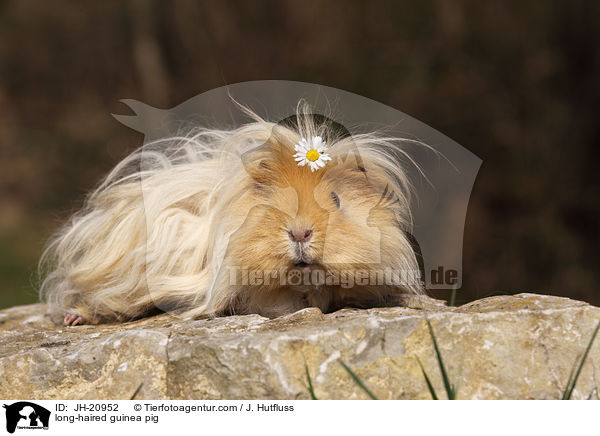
1, 293, 599, 399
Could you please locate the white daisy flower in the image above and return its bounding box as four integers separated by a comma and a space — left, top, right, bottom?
293, 136, 332, 172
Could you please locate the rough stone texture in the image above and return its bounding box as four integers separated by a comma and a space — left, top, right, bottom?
1, 293, 599, 399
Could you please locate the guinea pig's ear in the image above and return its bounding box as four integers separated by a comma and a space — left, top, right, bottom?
243, 157, 275, 186
241, 137, 292, 188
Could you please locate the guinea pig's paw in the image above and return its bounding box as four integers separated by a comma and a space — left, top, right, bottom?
64, 312, 86, 326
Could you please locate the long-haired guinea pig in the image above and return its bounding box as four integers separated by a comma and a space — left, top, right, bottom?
39, 105, 425, 325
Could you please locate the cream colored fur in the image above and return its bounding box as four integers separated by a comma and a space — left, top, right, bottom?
39, 104, 425, 323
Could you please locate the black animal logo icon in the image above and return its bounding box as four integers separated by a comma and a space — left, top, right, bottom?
3, 402, 50, 433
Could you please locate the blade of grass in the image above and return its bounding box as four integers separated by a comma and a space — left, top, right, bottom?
338, 359, 378, 400
304, 362, 318, 400
130, 381, 144, 400
449, 285, 457, 307
425, 319, 455, 399
561, 353, 579, 400
586, 387, 597, 400
562, 319, 600, 400
416, 357, 438, 400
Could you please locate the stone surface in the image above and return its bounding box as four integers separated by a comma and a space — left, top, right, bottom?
1, 293, 599, 399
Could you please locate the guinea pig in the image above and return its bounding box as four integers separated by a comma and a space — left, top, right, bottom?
39, 105, 425, 325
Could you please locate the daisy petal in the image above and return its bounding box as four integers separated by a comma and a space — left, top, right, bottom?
294, 136, 331, 172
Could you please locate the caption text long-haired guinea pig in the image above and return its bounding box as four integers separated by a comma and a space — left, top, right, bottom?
39, 104, 425, 325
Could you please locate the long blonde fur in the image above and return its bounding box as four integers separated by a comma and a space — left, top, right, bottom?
39, 103, 425, 323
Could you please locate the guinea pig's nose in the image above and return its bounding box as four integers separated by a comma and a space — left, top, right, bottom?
288, 228, 313, 243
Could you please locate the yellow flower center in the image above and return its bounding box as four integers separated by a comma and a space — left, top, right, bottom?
306, 149, 320, 162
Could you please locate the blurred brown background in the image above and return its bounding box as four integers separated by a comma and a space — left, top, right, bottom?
1, 0, 598, 309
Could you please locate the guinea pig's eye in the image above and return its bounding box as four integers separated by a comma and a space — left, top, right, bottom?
331, 191, 341, 208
